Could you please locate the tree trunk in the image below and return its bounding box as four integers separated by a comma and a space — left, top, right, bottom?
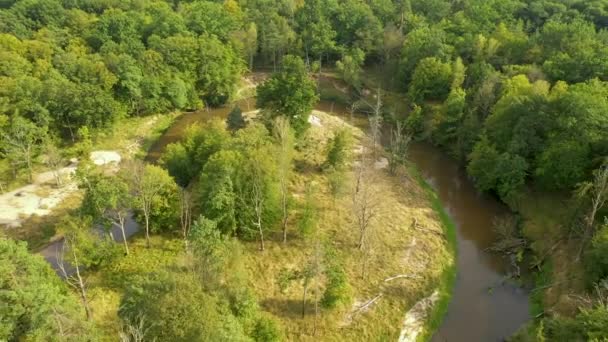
301, 282, 308, 318
282, 186, 288, 243
358, 229, 365, 250
71, 248, 92, 320
25, 149, 33, 183
144, 209, 150, 248
258, 215, 265, 251
313, 286, 319, 335
119, 216, 129, 255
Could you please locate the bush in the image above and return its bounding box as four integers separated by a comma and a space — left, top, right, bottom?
585, 222, 608, 285
324, 129, 351, 170
252, 315, 284, 342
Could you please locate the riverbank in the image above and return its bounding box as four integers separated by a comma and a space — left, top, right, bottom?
241, 109, 454, 340
319, 71, 532, 340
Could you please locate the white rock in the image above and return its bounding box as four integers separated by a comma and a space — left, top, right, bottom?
90, 151, 121, 166
308, 115, 322, 127
374, 157, 389, 169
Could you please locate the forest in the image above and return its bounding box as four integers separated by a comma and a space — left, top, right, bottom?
1, 0, 608, 341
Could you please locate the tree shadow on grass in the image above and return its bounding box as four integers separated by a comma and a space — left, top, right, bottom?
261, 298, 316, 319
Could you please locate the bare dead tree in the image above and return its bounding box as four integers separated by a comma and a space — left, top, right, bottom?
44, 140, 65, 187
119, 315, 148, 342
388, 121, 412, 175
110, 209, 130, 255
129, 161, 162, 248
251, 168, 266, 251
57, 242, 91, 321
353, 164, 378, 251
273, 117, 295, 243
576, 162, 608, 259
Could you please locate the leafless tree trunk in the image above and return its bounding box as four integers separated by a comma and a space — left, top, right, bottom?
301, 279, 309, 318
58, 243, 91, 321
180, 189, 193, 250
273, 117, 294, 243
130, 162, 160, 248
111, 212, 129, 255
119, 315, 147, 342
388, 121, 412, 175
252, 176, 265, 251
362, 88, 384, 160
576, 163, 608, 259
353, 164, 377, 251
44, 140, 64, 187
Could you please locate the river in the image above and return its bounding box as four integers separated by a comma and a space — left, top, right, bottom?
41, 97, 529, 340
408, 143, 529, 341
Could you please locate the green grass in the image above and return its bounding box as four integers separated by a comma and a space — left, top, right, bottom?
530, 260, 553, 318
408, 165, 458, 342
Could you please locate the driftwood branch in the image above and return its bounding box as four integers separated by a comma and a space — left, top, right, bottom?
384, 274, 421, 282
352, 293, 383, 317
410, 218, 444, 237
530, 239, 563, 270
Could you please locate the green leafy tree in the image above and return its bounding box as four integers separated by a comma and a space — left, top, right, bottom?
126, 162, 179, 247
324, 129, 351, 170
198, 150, 241, 235
586, 222, 608, 285
257, 55, 319, 136
80, 172, 132, 254
273, 117, 295, 242
399, 26, 453, 86
336, 48, 365, 90
0, 237, 93, 341
407, 57, 453, 102
227, 105, 246, 131
0, 115, 46, 183
119, 271, 250, 342
296, 0, 337, 67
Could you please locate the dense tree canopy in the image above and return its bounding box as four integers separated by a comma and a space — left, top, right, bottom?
0, 238, 92, 341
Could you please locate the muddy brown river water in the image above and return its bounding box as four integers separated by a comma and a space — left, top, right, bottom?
42, 98, 530, 340
408, 142, 529, 342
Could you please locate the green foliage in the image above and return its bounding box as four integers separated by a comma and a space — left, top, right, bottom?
404, 104, 424, 136
227, 105, 246, 131
543, 305, 608, 341
0, 115, 47, 182
334, 0, 383, 53
119, 271, 250, 342
298, 185, 318, 238
585, 222, 608, 285
0, 237, 92, 341
467, 136, 528, 200
252, 315, 284, 342
336, 48, 365, 90
399, 26, 453, 86
324, 129, 351, 170
162, 120, 230, 187
408, 57, 453, 102
198, 150, 241, 235
321, 247, 352, 309
257, 55, 319, 136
